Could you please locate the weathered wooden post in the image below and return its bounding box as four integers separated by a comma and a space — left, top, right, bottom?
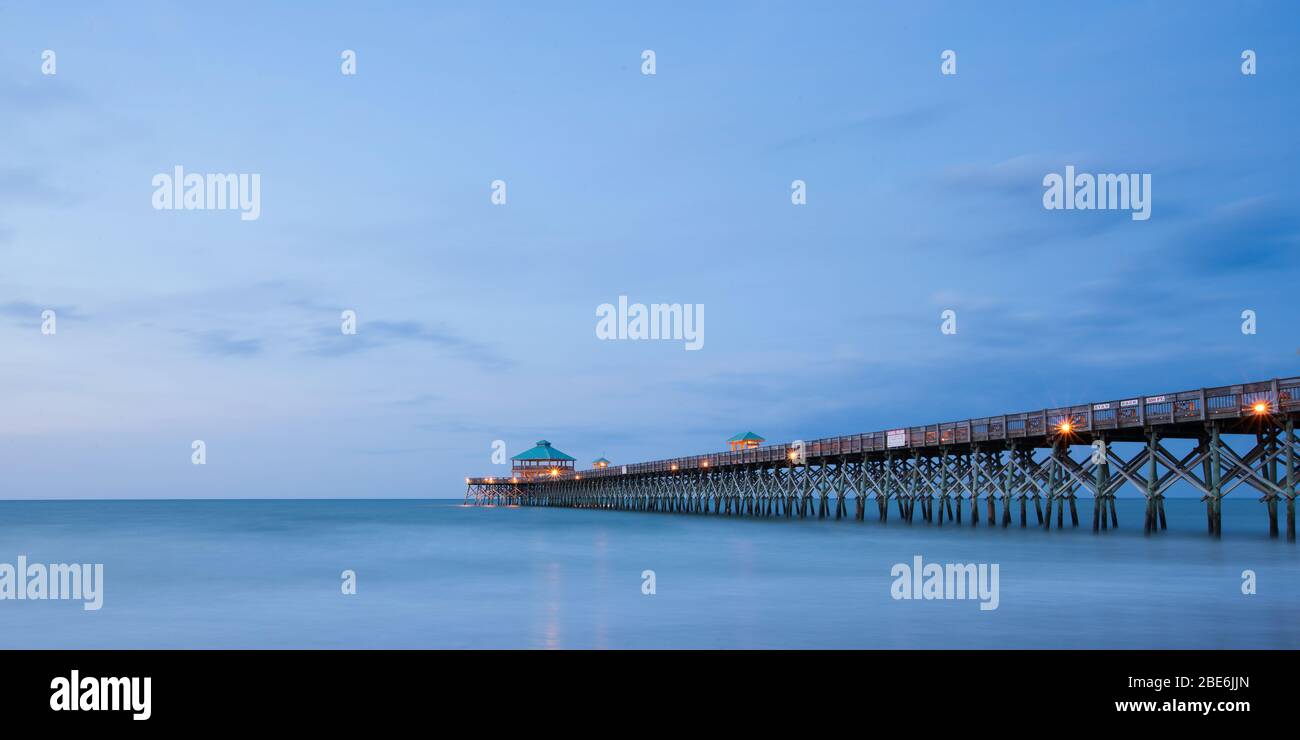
795, 465, 806, 517
982, 449, 993, 525
1210, 425, 1223, 537
786, 465, 797, 518
1064, 445, 1079, 528
907, 452, 920, 524
924, 455, 935, 523
817, 465, 829, 519
895, 457, 907, 521
880, 454, 892, 522
1032, 451, 1044, 525
1098, 438, 1112, 532
954, 452, 964, 524
1044, 449, 1056, 531
999, 448, 1012, 527
1143, 430, 1158, 535
1287, 418, 1296, 542
1092, 446, 1102, 533
853, 460, 866, 521
941, 447, 951, 522
834, 460, 848, 520
1266, 431, 1280, 538
1057, 479, 1065, 528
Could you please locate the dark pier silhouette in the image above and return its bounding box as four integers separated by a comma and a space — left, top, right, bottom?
467, 377, 1300, 539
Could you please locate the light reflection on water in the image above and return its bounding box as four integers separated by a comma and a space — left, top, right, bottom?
0, 498, 1296, 649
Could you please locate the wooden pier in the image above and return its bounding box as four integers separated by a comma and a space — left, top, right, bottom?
466, 377, 1300, 538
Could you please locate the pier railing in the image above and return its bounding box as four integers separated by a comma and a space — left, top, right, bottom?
528, 377, 1298, 480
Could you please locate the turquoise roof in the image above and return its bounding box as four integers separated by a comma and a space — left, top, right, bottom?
727, 431, 765, 443
511, 440, 576, 462
593, 457, 610, 464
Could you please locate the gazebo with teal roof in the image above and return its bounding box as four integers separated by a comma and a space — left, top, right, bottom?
511, 440, 576, 480
727, 431, 765, 451
593, 457, 611, 469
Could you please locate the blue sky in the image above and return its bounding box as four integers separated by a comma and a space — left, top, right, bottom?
1, 2, 1297, 498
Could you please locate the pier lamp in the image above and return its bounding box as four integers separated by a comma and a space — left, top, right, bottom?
549, 468, 559, 477
702, 459, 709, 467
671, 464, 678, 471
1057, 420, 1073, 434
1252, 401, 1269, 415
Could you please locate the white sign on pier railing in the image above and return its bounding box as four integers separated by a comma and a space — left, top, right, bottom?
887, 429, 908, 448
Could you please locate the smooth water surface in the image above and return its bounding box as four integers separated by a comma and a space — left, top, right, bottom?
1, 498, 1296, 648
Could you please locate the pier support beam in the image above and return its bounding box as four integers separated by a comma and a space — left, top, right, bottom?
1264, 431, 1280, 538
1209, 425, 1224, 538
1288, 418, 1297, 542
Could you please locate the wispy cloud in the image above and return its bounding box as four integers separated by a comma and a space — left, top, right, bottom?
771, 103, 952, 152
940, 154, 1079, 199
0, 166, 78, 207
307, 319, 514, 371
1159, 196, 1300, 274
384, 393, 442, 408
0, 300, 90, 325
0, 77, 87, 111
188, 329, 263, 357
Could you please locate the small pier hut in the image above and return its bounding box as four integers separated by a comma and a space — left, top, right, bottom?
511, 440, 576, 480
726, 432, 765, 451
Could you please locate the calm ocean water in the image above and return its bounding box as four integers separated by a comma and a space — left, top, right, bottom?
1, 498, 1296, 649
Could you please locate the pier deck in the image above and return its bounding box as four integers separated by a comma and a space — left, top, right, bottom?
467, 377, 1300, 538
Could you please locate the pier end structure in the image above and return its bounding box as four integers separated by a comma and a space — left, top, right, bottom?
465, 439, 575, 505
